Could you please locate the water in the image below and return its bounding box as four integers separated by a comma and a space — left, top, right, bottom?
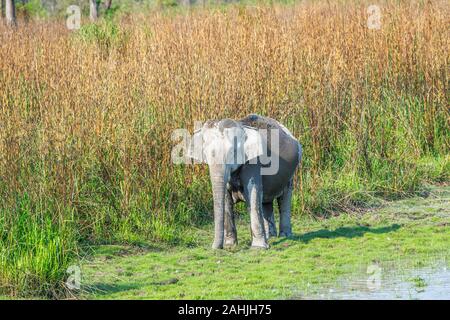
304, 262, 450, 300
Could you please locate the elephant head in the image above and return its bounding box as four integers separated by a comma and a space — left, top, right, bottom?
187, 119, 264, 248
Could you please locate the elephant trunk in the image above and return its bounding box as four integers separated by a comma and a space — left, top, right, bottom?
209, 164, 229, 249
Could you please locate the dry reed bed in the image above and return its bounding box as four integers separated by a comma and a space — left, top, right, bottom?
0, 1, 448, 234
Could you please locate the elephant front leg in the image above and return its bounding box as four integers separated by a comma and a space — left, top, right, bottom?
263, 202, 277, 238
277, 180, 293, 237
224, 190, 237, 247
242, 169, 268, 249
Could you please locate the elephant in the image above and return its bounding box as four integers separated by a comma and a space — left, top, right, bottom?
187, 114, 302, 249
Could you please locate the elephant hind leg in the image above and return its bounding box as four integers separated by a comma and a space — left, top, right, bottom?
224, 190, 237, 247
263, 202, 277, 238
277, 179, 293, 237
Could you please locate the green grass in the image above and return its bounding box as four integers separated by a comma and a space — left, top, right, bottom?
0, 194, 77, 298
78, 185, 450, 299
409, 276, 427, 291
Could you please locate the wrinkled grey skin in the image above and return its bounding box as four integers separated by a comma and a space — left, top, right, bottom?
188, 114, 302, 249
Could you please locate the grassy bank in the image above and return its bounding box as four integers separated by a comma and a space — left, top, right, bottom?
0, 1, 449, 297
80, 185, 450, 299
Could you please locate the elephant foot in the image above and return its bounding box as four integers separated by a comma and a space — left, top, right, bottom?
211, 241, 224, 249
224, 237, 238, 248
251, 237, 269, 249
279, 230, 292, 238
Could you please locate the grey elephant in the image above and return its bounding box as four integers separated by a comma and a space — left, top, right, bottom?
187, 114, 302, 249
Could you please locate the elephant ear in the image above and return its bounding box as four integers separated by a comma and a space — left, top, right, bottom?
243, 126, 264, 163
187, 129, 205, 163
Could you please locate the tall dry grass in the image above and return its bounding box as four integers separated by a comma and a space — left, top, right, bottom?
0, 1, 449, 296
